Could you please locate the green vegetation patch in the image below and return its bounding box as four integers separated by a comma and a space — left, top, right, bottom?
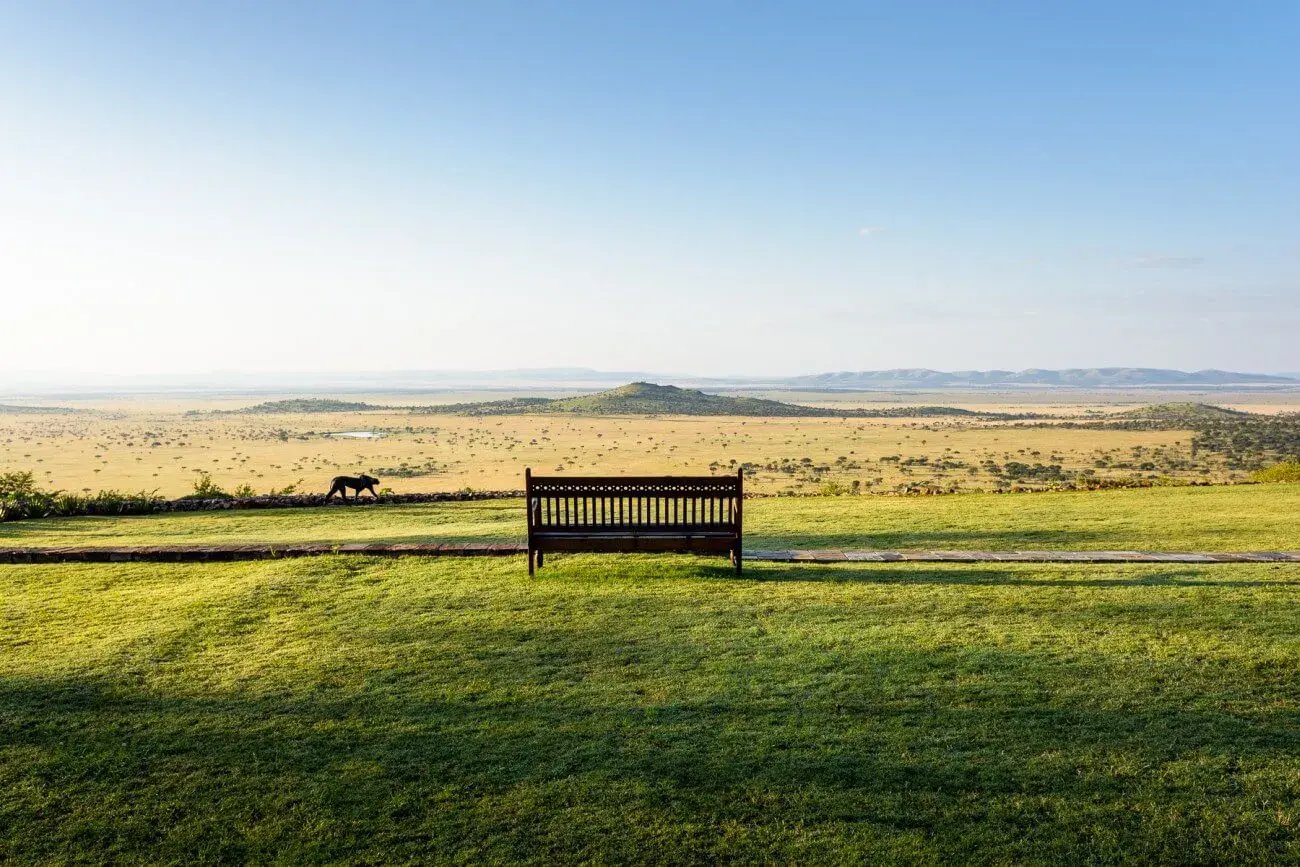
1047, 403, 1300, 471
1192, 414, 1300, 470
228, 399, 390, 414
0, 404, 79, 414
1253, 461, 1300, 483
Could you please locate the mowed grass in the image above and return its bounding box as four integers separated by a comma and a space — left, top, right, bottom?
2, 554, 1299, 862
2, 484, 1298, 551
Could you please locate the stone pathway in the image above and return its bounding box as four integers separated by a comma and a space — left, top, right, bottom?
1, 544, 1297, 564
748, 550, 1300, 563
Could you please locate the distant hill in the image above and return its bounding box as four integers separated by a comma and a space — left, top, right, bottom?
1117, 402, 1252, 420
232, 399, 389, 414
417, 382, 1007, 418
1077, 402, 1262, 432
422, 383, 826, 416
544, 383, 834, 416
0, 403, 79, 414
789, 368, 1298, 388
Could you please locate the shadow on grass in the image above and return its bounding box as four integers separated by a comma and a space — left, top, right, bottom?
735, 564, 1300, 588
2, 646, 1297, 862
746, 528, 1116, 550
524, 556, 1300, 588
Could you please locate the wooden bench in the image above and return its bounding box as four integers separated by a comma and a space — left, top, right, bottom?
525, 468, 743, 575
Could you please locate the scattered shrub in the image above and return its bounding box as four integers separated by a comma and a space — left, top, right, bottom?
1252, 461, 1300, 483
182, 471, 234, 500
0, 473, 164, 522
0, 470, 41, 498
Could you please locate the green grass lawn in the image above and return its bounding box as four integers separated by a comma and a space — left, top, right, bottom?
1, 484, 1297, 551
2, 554, 1298, 862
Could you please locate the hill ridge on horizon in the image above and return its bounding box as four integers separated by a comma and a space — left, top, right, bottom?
416, 382, 1016, 419
789, 367, 1297, 388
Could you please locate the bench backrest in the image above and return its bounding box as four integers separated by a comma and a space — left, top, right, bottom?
526, 469, 743, 533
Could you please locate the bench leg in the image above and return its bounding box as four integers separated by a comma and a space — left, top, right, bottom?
732, 545, 742, 575
528, 548, 535, 577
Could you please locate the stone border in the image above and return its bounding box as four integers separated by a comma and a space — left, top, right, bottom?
0, 491, 526, 524
128, 490, 524, 513
748, 550, 1300, 563
0, 543, 526, 563
0, 546, 1297, 564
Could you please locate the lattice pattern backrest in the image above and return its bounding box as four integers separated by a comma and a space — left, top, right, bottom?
531, 494, 737, 528
528, 476, 740, 529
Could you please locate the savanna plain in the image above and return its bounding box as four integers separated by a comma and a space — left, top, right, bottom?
2, 388, 1299, 862
5, 387, 1299, 497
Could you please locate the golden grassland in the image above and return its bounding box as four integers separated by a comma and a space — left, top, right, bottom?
3, 389, 1296, 498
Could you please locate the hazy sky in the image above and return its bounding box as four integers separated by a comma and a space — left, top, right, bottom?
2, 1, 1297, 377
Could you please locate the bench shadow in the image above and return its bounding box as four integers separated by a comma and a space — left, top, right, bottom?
746, 528, 1115, 549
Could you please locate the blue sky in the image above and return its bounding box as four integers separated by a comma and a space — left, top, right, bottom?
2, 1, 1297, 376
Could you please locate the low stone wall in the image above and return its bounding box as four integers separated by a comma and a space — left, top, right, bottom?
0, 542, 525, 563
159, 490, 524, 513
0, 490, 525, 523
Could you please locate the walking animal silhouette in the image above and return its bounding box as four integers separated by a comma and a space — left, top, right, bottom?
325, 474, 380, 500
